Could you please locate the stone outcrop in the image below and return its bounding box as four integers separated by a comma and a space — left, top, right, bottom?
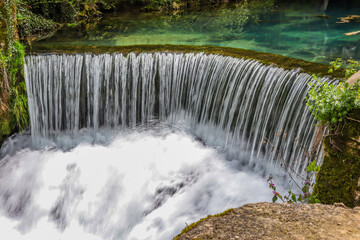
174, 202, 360, 240
347, 70, 360, 85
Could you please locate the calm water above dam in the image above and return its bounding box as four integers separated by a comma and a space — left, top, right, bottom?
33, 4, 360, 64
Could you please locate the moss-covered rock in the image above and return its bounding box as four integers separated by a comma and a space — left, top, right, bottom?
314, 109, 360, 207
173, 208, 234, 240
29, 44, 344, 78
0, 1, 30, 147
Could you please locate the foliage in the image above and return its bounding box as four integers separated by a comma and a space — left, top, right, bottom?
16, 4, 58, 41
9, 81, 29, 131
305, 59, 360, 207
306, 58, 360, 126
0, 48, 10, 117
67, 22, 79, 28
0, 1, 29, 134
268, 160, 321, 204
22, 0, 117, 20
306, 78, 360, 125
0, 0, 17, 54
329, 58, 360, 80
7, 41, 29, 131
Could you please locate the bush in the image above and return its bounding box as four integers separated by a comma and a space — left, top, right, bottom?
306, 78, 360, 125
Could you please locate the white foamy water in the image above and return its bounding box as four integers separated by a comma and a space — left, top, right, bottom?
0, 129, 275, 240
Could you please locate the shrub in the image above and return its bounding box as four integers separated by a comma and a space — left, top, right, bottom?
306, 78, 360, 125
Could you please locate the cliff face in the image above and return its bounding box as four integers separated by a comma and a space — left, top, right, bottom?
174, 202, 360, 240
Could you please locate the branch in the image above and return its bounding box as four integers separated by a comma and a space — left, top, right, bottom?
330, 137, 343, 152
346, 116, 360, 123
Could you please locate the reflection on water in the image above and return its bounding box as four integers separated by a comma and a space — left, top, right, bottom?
33, 3, 360, 64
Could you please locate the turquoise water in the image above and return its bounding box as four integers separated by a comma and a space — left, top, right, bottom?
33, 4, 360, 64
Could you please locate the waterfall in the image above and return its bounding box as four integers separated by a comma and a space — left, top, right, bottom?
24, 52, 334, 176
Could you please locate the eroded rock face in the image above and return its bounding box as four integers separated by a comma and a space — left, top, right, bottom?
175, 202, 360, 240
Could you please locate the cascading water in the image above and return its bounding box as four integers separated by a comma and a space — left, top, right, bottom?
0, 52, 335, 240
24, 52, 332, 173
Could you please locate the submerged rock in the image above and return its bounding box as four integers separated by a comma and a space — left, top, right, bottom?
313, 15, 330, 18
174, 202, 360, 240
337, 15, 360, 24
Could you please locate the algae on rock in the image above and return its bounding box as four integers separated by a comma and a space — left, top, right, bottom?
314, 109, 360, 207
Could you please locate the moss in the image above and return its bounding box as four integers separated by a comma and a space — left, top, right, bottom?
0, 116, 11, 141
173, 208, 234, 240
313, 109, 360, 207
0, 2, 29, 146
29, 44, 343, 78
7, 41, 29, 133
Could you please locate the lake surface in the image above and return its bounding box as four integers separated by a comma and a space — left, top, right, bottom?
33, 3, 360, 64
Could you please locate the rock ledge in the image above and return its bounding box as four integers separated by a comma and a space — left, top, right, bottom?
174, 202, 360, 240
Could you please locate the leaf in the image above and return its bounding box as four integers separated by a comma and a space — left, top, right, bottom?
306, 160, 316, 172
291, 194, 297, 202
272, 196, 278, 203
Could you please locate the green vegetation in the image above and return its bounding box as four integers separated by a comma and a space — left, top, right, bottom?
313, 109, 360, 207
17, 4, 58, 41
307, 58, 360, 126
306, 59, 360, 207
307, 79, 360, 125
268, 160, 321, 204
7, 0, 119, 42
0, 1, 29, 144
0, 41, 29, 134
329, 58, 360, 80
8, 41, 29, 131
268, 58, 360, 207
21, 0, 116, 20
173, 208, 234, 240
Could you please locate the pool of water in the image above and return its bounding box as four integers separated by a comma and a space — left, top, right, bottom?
0, 127, 277, 240
33, 3, 360, 64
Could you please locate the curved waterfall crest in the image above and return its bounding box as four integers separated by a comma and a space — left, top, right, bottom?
24, 52, 333, 175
